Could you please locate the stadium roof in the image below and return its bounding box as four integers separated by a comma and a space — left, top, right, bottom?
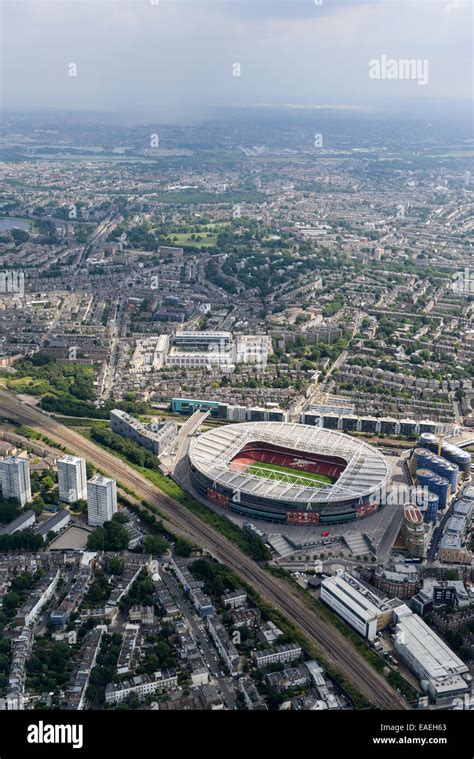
189, 422, 390, 504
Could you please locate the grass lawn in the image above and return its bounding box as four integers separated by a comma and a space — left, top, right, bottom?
246, 461, 334, 487
5, 377, 52, 394
169, 232, 217, 248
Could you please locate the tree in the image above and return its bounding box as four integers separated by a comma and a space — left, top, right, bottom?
143, 535, 168, 556
174, 538, 193, 557
41, 475, 55, 490
11, 228, 29, 244
0, 496, 20, 525
105, 557, 123, 575
87, 514, 129, 551
31, 498, 45, 515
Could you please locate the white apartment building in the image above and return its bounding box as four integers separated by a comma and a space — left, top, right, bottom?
25, 570, 60, 626
110, 409, 176, 455
130, 335, 169, 373
252, 643, 302, 668
87, 475, 117, 527
0, 456, 32, 506
104, 670, 178, 705
165, 330, 271, 370
57, 455, 87, 503
166, 350, 235, 370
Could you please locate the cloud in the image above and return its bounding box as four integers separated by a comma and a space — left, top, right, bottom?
1, 0, 471, 119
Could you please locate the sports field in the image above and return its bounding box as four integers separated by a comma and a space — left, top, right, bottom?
246, 460, 334, 487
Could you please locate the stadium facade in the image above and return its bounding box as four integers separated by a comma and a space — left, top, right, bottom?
188, 421, 390, 525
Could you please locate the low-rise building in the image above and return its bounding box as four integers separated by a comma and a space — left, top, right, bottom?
392, 605, 469, 702
36, 509, 70, 541
239, 677, 267, 710
190, 588, 214, 618
104, 670, 178, 705
266, 665, 310, 692
222, 589, 247, 609
117, 628, 139, 675
64, 628, 104, 710
207, 615, 239, 675
411, 579, 470, 616
438, 534, 472, 564
252, 643, 302, 668
128, 605, 154, 624
0, 509, 35, 536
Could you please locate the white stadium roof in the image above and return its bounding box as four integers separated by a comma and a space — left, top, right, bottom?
189, 421, 390, 504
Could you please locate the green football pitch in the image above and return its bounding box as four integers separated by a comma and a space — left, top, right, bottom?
246, 461, 334, 487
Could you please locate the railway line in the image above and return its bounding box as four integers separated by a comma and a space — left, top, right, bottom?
0, 389, 408, 710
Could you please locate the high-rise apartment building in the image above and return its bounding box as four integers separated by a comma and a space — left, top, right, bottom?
57, 455, 87, 503
0, 456, 32, 506
87, 475, 117, 527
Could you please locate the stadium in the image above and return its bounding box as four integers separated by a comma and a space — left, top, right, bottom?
188, 421, 390, 525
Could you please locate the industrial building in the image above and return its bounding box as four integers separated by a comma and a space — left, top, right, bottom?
392, 604, 469, 702
321, 572, 396, 640
57, 455, 87, 504
0, 456, 32, 506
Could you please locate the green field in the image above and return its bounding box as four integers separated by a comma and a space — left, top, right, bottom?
170, 232, 217, 248
246, 461, 333, 487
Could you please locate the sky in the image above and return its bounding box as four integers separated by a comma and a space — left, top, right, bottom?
1, 0, 472, 122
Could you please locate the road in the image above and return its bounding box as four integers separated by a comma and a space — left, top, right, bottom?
0, 389, 408, 710
293, 349, 349, 416
160, 410, 210, 472
100, 301, 125, 400
160, 569, 236, 708
427, 501, 454, 563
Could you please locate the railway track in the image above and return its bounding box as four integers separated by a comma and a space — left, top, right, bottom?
0, 390, 408, 710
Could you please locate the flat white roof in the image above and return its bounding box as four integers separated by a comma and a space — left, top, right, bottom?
189, 421, 389, 504
395, 612, 468, 681
322, 573, 391, 620
58, 454, 85, 465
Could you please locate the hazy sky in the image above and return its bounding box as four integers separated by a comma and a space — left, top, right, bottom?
1, 0, 472, 121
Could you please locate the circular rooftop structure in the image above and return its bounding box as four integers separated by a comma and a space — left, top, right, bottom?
189, 421, 390, 525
